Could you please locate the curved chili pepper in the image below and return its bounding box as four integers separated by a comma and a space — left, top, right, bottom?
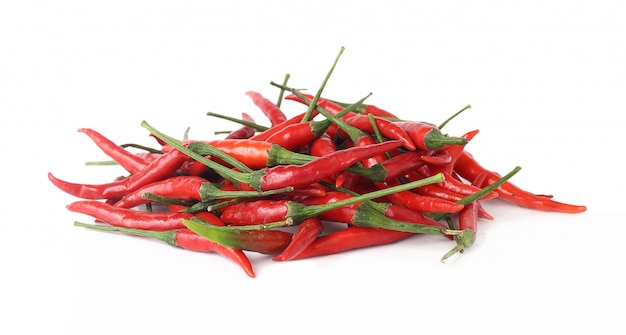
377, 180, 465, 213
219, 174, 446, 226
114, 176, 293, 209
397, 121, 468, 150
272, 217, 324, 261
183, 218, 293, 255
321, 97, 400, 119
245, 91, 287, 126
284, 93, 359, 119
113, 176, 209, 208
309, 132, 337, 157
416, 164, 498, 199
248, 110, 319, 142
67, 200, 192, 231
376, 150, 425, 182
74, 221, 256, 278
342, 114, 416, 150
288, 226, 412, 260
225, 112, 257, 140
79, 128, 151, 174
48, 149, 189, 200
455, 151, 587, 213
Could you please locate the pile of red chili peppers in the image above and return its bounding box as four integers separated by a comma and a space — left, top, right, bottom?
51, 49, 586, 277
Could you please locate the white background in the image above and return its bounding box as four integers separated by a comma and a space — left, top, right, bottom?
1, 1, 624, 334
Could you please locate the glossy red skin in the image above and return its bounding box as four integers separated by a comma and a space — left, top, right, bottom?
48, 149, 188, 200
272, 217, 324, 261
455, 151, 587, 213
67, 200, 191, 231
219, 200, 290, 225
246, 91, 287, 126
113, 175, 208, 208
79, 128, 150, 174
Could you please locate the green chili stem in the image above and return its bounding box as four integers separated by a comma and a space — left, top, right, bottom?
141, 192, 198, 206
199, 184, 294, 201
85, 160, 118, 166
438, 104, 472, 130
301, 46, 345, 123
206, 111, 269, 131
272, 82, 369, 143
368, 113, 393, 160
119, 143, 162, 153
74, 221, 177, 246
275, 73, 290, 108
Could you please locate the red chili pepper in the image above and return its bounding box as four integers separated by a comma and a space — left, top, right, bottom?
287, 226, 411, 260
113, 176, 209, 208
397, 121, 468, 150
342, 114, 416, 150
219, 174, 447, 226
459, 201, 479, 232
455, 151, 587, 213
79, 128, 151, 174
225, 112, 257, 139
416, 164, 498, 199
242, 140, 404, 191
284, 93, 359, 119
377, 180, 465, 213
183, 218, 293, 255
67, 200, 192, 231
245, 91, 287, 126
376, 151, 425, 182
248, 110, 319, 142
319, 96, 400, 119
272, 217, 324, 261
309, 132, 337, 157
74, 221, 256, 278
49, 149, 189, 200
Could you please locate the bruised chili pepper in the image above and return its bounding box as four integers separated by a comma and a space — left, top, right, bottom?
245, 91, 287, 126
272, 217, 324, 261
67, 200, 193, 231
48, 149, 189, 200
73, 221, 256, 278
79, 128, 151, 174
454, 151, 587, 213
397, 121, 468, 150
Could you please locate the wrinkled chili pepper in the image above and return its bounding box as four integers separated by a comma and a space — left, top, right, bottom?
342, 114, 416, 150
74, 221, 256, 278
49, 149, 189, 200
